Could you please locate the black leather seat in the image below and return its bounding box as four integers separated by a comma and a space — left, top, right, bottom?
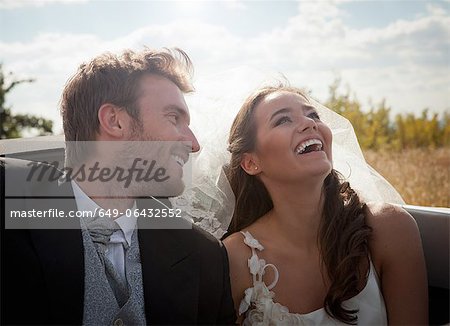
405, 205, 450, 325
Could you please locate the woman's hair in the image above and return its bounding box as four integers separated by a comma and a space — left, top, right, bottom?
226, 85, 372, 324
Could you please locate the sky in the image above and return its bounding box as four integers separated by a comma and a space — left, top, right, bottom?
0, 0, 449, 135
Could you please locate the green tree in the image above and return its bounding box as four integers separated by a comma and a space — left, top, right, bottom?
365, 100, 394, 150
393, 109, 447, 149
442, 112, 450, 147
0, 64, 53, 139
325, 77, 369, 147
325, 77, 449, 150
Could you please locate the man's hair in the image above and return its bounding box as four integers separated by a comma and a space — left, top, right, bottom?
60, 47, 194, 142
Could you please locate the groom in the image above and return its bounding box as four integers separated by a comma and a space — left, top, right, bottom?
1, 48, 235, 325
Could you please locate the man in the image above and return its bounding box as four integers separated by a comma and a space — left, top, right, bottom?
1, 48, 235, 325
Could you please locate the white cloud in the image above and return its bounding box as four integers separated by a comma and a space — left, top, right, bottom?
426, 3, 448, 16
1, 0, 449, 135
238, 1, 449, 115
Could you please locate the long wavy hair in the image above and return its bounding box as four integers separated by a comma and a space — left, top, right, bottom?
226, 85, 372, 324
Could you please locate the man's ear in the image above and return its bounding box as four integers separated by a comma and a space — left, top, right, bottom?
240, 153, 261, 175
97, 104, 127, 139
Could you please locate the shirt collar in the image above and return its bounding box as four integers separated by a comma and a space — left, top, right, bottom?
113, 206, 137, 246
71, 180, 137, 246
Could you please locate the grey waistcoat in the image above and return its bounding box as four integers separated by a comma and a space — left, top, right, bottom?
82, 228, 147, 326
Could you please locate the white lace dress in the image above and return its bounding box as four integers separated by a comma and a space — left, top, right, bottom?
239, 231, 387, 325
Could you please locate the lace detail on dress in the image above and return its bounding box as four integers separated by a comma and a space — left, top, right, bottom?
240, 231, 307, 326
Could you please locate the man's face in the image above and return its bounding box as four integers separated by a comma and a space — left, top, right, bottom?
123, 74, 200, 197
128, 74, 199, 148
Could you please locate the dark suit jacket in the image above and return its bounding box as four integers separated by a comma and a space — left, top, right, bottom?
0, 157, 236, 325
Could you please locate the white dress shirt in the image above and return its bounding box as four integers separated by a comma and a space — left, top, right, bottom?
71, 181, 137, 285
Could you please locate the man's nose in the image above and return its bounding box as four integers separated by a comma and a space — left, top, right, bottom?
185, 127, 200, 153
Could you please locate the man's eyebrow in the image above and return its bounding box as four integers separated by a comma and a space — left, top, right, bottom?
164, 105, 187, 115
269, 107, 291, 123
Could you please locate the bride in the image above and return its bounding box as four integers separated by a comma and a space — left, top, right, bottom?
221, 85, 427, 325
171, 67, 428, 325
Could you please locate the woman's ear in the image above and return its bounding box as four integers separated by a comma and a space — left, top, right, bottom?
240, 153, 261, 175
97, 104, 127, 139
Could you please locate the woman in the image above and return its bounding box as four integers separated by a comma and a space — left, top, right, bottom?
223, 85, 428, 325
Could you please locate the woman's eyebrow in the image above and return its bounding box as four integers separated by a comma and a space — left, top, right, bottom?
304, 105, 317, 112
269, 107, 291, 123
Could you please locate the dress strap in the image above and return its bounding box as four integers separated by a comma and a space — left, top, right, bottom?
240, 231, 279, 290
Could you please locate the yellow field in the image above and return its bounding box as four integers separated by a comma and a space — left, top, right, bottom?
363, 148, 450, 208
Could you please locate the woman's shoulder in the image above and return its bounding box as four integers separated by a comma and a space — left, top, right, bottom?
364, 204, 428, 324
223, 229, 255, 261
223, 230, 255, 315
365, 202, 423, 271
365, 202, 419, 233
223, 231, 247, 255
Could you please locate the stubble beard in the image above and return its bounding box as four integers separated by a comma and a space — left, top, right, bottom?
125, 118, 184, 198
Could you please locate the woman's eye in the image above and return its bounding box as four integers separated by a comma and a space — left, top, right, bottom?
275, 116, 292, 126
308, 112, 321, 120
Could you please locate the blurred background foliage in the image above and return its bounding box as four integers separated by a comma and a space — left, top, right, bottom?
325, 78, 450, 151
0, 64, 53, 139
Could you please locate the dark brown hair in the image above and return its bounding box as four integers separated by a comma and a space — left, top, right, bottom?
226, 85, 372, 324
60, 47, 193, 163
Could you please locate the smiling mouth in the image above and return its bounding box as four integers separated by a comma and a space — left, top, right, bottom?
295, 138, 323, 155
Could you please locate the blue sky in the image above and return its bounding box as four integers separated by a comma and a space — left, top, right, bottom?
1, 0, 449, 135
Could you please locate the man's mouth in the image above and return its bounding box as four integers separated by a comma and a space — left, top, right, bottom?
295, 138, 323, 155
172, 154, 187, 167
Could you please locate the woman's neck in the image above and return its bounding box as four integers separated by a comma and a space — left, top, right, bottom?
262, 179, 325, 250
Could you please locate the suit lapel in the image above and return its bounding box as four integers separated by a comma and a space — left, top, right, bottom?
137, 198, 200, 324
29, 179, 85, 325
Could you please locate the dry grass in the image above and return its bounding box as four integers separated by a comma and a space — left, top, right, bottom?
363, 148, 450, 207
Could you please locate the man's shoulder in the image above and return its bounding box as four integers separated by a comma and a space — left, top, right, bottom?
190, 222, 222, 246
137, 197, 223, 245
140, 219, 224, 256
163, 222, 223, 251
178, 224, 226, 265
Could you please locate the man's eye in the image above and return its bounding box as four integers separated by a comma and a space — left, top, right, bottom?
168, 114, 178, 124
275, 116, 292, 126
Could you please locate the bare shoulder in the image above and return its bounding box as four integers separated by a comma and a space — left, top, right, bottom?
365, 202, 423, 271
365, 203, 428, 324
223, 231, 252, 267
365, 202, 419, 235
223, 231, 253, 317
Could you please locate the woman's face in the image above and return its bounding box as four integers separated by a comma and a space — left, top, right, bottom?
250, 90, 333, 184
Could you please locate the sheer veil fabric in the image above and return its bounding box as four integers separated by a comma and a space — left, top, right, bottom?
169, 67, 405, 239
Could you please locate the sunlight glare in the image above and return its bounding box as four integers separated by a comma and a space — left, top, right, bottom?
172, 0, 206, 17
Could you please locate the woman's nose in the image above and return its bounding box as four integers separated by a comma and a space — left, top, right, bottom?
297, 116, 318, 133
